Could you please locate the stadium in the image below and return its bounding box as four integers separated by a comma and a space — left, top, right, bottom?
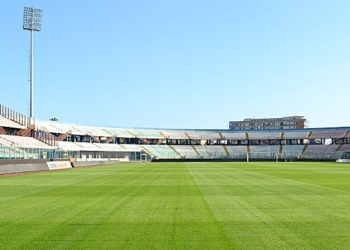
0, 103, 350, 166
1, 4, 350, 250
1, 103, 350, 249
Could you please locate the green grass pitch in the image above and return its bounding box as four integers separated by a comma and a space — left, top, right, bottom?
1, 162, 350, 249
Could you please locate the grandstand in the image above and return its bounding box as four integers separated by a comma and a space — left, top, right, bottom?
0, 103, 349, 164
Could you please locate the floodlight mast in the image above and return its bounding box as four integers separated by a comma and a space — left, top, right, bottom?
23, 7, 42, 126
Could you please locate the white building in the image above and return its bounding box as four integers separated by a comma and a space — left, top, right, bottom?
229, 116, 307, 130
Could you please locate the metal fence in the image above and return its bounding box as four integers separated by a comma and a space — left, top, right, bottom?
0, 146, 67, 160
0, 145, 146, 161
0, 145, 346, 161
148, 150, 346, 161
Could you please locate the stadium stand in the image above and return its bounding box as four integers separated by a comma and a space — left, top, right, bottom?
57, 141, 82, 151
132, 129, 164, 139
309, 130, 338, 139
248, 132, 281, 140
0, 116, 26, 129
1, 104, 350, 163
160, 130, 188, 140
204, 146, 228, 158
283, 145, 304, 155
249, 145, 281, 159
103, 128, 134, 138
0, 135, 54, 148
193, 145, 210, 158
283, 131, 309, 139
220, 132, 246, 140
340, 144, 350, 150
73, 125, 112, 137
172, 145, 199, 158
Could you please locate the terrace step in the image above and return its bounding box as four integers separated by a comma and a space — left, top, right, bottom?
138, 137, 151, 145
105, 136, 116, 144
57, 130, 72, 141
300, 144, 309, 158
140, 145, 155, 157
168, 145, 182, 158
17, 125, 35, 137
0, 126, 6, 134
278, 132, 285, 158
191, 145, 202, 158
222, 145, 230, 158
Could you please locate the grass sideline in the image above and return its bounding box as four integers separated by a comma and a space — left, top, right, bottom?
0, 162, 350, 249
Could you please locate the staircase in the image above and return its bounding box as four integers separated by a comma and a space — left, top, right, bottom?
278, 132, 284, 158
336, 131, 349, 151
140, 145, 155, 157
105, 136, 116, 144
306, 131, 312, 140
222, 145, 230, 158
17, 125, 35, 137
156, 138, 167, 145
336, 144, 343, 152
90, 135, 100, 143
168, 145, 183, 158
278, 145, 284, 159
158, 132, 169, 144
103, 129, 113, 136
138, 137, 151, 145
40, 126, 50, 133
191, 145, 202, 158
57, 130, 72, 141
93, 143, 102, 149
298, 131, 312, 158
245, 132, 251, 159
0, 126, 6, 135
185, 132, 201, 145
159, 132, 167, 138
342, 130, 350, 138
299, 144, 309, 158
72, 126, 85, 134
127, 130, 135, 137
49, 123, 64, 133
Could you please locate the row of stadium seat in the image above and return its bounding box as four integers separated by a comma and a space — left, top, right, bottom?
0, 118, 326, 140
0, 115, 349, 161
0, 135, 55, 149
1, 115, 349, 141
0, 116, 26, 129
0, 133, 347, 160
54, 142, 346, 160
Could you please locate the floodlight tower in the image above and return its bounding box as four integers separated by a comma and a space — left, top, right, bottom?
23, 7, 42, 125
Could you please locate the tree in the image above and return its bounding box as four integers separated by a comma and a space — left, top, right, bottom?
50, 117, 58, 122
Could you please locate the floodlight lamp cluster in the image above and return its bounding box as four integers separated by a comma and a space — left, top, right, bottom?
23, 7, 42, 31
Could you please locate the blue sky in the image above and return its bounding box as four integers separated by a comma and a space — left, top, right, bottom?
0, 0, 349, 129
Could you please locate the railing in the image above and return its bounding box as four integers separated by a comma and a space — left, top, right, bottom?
33, 130, 57, 146
0, 104, 29, 126
147, 150, 345, 160
0, 145, 70, 160
0, 145, 147, 161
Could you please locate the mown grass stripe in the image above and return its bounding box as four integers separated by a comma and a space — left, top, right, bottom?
1, 162, 350, 249
187, 162, 350, 249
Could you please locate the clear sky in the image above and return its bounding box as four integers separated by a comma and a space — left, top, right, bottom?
0, 0, 349, 129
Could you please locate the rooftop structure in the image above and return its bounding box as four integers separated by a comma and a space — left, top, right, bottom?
229, 116, 307, 130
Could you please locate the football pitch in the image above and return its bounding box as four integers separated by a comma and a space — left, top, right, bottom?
1, 162, 350, 249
